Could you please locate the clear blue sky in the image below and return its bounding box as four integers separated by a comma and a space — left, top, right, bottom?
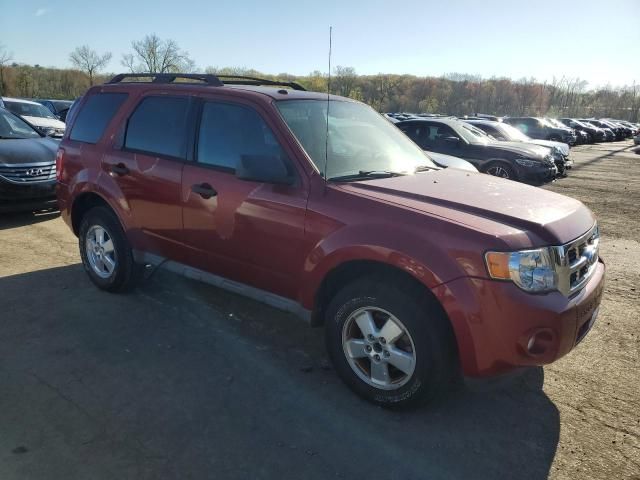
1, 0, 639, 88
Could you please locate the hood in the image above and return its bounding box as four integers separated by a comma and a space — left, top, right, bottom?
486, 140, 551, 159
22, 115, 66, 130
527, 139, 570, 156
0, 137, 58, 165
336, 168, 594, 246
426, 151, 478, 172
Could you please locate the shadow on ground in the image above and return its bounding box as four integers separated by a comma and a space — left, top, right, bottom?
0, 265, 560, 480
0, 209, 60, 230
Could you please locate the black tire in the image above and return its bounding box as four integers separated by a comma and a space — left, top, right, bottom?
483, 161, 517, 181
324, 277, 457, 409
78, 206, 141, 292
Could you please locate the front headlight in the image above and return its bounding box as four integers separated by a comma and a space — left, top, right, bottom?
485, 248, 558, 292
515, 158, 543, 167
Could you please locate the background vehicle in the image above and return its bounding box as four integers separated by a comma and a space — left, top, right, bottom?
0, 107, 58, 212
35, 99, 74, 123
1, 97, 66, 137
503, 117, 577, 145
579, 120, 615, 141
397, 117, 558, 183
466, 119, 571, 176
57, 73, 603, 409
559, 118, 606, 142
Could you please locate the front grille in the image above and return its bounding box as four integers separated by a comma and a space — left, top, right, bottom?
0, 162, 56, 184
553, 223, 600, 296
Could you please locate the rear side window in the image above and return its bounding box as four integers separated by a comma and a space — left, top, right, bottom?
70, 93, 128, 144
125, 96, 190, 159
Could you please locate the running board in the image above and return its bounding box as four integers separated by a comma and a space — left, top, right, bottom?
133, 251, 312, 324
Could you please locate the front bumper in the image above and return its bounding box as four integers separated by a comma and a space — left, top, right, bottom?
0, 179, 57, 212
433, 260, 605, 377
518, 163, 557, 184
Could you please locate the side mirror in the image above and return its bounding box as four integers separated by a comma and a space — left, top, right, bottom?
443, 136, 460, 144
236, 154, 294, 185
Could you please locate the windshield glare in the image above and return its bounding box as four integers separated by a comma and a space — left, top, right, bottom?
276, 99, 436, 180
0, 110, 41, 139
498, 122, 530, 141
456, 122, 490, 144
5, 101, 56, 119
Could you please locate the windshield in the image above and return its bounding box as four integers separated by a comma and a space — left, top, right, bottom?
0, 109, 42, 139
496, 122, 531, 141
276, 99, 436, 180
4, 101, 57, 119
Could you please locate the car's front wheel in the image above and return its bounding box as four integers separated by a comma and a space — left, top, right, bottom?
79, 206, 141, 292
484, 162, 517, 180
325, 277, 456, 409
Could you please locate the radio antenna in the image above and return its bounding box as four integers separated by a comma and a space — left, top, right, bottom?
323, 26, 332, 181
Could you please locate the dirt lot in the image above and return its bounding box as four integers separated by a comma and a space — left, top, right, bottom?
1, 141, 638, 480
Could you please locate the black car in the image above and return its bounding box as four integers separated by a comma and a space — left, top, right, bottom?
465, 119, 571, 176
503, 117, 577, 145
396, 118, 557, 184
34, 99, 74, 120
584, 119, 625, 140
579, 120, 615, 141
559, 118, 606, 142
0, 107, 58, 212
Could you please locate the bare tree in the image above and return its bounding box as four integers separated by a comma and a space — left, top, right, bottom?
0, 43, 13, 95
69, 45, 112, 86
121, 34, 195, 73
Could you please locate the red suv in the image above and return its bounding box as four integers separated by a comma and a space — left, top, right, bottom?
57, 73, 605, 408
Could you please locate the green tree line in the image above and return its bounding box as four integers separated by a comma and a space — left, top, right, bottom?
1, 38, 638, 121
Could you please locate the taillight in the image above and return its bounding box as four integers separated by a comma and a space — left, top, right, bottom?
55, 148, 65, 182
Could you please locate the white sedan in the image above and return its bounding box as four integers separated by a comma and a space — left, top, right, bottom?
1, 97, 66, 137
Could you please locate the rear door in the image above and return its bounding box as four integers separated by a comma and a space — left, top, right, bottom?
101, 94, 194, 262
181, 98, 309, 299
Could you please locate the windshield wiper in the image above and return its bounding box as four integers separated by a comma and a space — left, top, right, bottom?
414, 165, 439, 172
329, 170, 406, 182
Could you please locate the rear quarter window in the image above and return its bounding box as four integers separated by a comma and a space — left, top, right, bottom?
69, 93, 128, 144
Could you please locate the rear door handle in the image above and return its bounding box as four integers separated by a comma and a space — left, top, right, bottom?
110, 163, 129, 176
191, 183, 217, 199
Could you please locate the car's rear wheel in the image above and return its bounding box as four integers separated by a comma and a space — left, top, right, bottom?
325, 277, 456, 409
79, 206, 141, 292
484, 162, 516, 180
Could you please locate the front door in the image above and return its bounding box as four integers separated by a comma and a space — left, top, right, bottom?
181, 99, 309, 300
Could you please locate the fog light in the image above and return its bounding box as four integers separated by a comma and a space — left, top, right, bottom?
526, 331, 553, 356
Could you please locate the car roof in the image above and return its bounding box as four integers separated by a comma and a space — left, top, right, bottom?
93, 82, 352, 103
1, 96, 42, 105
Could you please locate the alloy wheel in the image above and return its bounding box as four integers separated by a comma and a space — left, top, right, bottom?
85, 225, 117, 279
486, 165, 510, 178
342, 307, 417, 390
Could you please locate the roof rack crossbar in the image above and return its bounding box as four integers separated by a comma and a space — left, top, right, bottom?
108, 73, 223, 86
215, 75, 306, 91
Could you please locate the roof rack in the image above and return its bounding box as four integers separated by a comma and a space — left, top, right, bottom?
215, 75, 306, 91
107, 73, 306, 91
108, 73, 223, 86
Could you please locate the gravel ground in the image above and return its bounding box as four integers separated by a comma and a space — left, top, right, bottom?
0, 140, 638, 480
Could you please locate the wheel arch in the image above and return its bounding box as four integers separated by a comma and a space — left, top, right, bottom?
71, 191, 122, 236
312, 258, 462, 370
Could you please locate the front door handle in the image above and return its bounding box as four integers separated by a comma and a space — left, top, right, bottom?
110, 163, 129, 176
191, 183, 217, 199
